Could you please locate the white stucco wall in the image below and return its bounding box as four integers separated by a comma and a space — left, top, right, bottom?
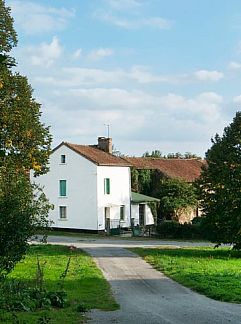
131, 204, 154, 226
32, 145, 98, 230
131, 204, 139, 226
97, 166, 131, 230
145, 205, 154, 225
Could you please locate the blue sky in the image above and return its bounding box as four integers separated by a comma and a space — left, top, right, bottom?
6, 0, 241, 157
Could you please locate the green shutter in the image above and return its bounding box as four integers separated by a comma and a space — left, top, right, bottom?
104, 178, 110, 194
60, 180, 66, 196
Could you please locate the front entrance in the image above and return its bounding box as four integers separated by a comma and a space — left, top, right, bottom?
105, 207, 110, 234
139, 204, 145, 226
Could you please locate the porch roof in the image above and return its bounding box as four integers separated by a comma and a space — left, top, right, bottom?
131, 192, 160, 203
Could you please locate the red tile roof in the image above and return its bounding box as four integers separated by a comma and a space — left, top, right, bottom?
124, 157, 205, 182
53, 142, 130, 167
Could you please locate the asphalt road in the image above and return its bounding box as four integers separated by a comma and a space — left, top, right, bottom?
45, 236, 241, 324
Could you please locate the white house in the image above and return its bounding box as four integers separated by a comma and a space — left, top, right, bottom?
33, 137, 155, 232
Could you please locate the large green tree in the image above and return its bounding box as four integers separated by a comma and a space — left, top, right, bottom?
158, 178, 197, 221
0, 0, 52, 276
198, 112, 241, 249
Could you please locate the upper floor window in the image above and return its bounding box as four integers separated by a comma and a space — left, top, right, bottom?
59, 180, 67, 196
104, 178, 110, 194
61, 155, 66, 164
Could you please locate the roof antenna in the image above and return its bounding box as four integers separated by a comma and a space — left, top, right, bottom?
104, 124, 110, 138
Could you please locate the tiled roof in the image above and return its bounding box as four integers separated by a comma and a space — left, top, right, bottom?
54, 142, 130, 166
124, 157, 205, 182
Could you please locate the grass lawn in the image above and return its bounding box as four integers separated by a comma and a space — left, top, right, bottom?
0, 244, 118, 323
130, 246, 241, 303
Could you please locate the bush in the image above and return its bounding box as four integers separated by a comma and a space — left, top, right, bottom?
0, 280, 67, 312
156, 221, 203, 240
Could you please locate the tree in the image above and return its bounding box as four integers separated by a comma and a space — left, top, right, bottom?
158, 178, 197, 221
0, 0, 17, 53
164, 152, 201, 159
197, 112, 241, 249
0, 0, 52, 276
0, 163, 52, 277
131, 168, 152, 195
142, 150, 162, 158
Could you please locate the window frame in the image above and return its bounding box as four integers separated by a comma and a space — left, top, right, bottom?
60, 154, 66, 164
59, 206, 67, 219
120, 205, 125, 221
59, 180, 67, 197
104, 178, 110, 195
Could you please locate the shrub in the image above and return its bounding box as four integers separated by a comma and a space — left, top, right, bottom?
156, 221, 203, 240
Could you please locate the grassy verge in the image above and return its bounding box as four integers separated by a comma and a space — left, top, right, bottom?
130, 246, 241, 303
0, 244, 118, 323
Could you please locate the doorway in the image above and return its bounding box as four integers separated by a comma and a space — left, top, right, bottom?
139, 204, 145, 226
105, 207, 110, 234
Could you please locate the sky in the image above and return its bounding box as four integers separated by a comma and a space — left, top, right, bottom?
5, 0, 241, 157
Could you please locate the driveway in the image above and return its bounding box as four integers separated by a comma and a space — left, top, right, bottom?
45, 236, 241, 324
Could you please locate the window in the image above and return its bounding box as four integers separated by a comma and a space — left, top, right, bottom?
120, 205, 125, 221
59, 206, 67, 219
61, 155, 66, 164
104, 178, 110, 194
59, 180, 66, 196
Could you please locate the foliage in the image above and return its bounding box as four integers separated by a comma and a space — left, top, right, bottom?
0, 280, 67, 312
142, 150, 162, 157
0, 249, 71, 321
0, 245, 118, 323
158, 178, 197, 220
0, 163, 52, 277
0, 0, 52, 175
131, 168, 162, 197
165, 152, 201, 159
141, 150, 201, 159
131, 169, 197, 222
197, 112, 241, 249
0, 0, 52, 277
132, 247, 241, 303
0, 58, 52, 176
131, 168, 152, 194
0, 0, 17, 53
156, 220, 202, 239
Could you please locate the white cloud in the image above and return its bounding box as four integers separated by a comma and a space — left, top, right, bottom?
197, 92, 223, 103
87, 48, 114, 60
233, 95, 241, 103
228, 61, 241, 70
129, 66, 167, 83
33, 65, 226, 88
73, 49, 82, 59
142, 17, 173, 29
41, 86, 224, 157
34, 64, 227, 88
9, 0, 75, 34
193, 70, 224, 82
94, 11, 173, 30
25, 37, 62, 67
34, 66, 179, 87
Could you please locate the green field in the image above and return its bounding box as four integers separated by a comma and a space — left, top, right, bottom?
0, 244, 118, 323
131, 246, 241, 303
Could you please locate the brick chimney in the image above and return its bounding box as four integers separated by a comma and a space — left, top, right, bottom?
98, 137, 112, 154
